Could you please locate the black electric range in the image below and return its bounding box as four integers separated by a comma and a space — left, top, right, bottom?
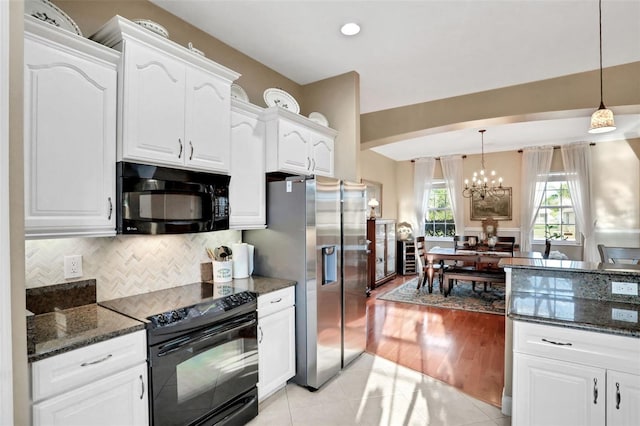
100, 283, 259, 426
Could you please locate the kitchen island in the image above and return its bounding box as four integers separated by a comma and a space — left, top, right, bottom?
499, 258, 640, 425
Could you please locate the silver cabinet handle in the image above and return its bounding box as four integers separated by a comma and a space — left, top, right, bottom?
107, 197, 113, 220
80, 353, 112, 367
541, 338, 572, 346
593, 378, 598, 404
312, 158, 316, 171
306, 157, 311, 171
616, 382, 621, 409
270, 298, 283, 304
178, 138, 183, 158
258, 325, 264, 344
139, 374, 145, 400
189, 141, 194, 160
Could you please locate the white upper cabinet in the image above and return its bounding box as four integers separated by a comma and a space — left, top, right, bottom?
120, 40, 185, 166
230, 100, 266, 229
24, 16, 119, 238
263, 106, 336, 177
91, 15, 240, 174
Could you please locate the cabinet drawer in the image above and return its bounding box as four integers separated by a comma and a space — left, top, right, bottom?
513, 321, 640, 374
31, 330, 146, 402
258, 286, 295, 318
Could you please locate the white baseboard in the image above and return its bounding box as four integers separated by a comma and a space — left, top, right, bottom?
501, 388, 512, 416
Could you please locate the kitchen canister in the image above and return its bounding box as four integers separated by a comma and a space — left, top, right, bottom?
213, 260, 233, 282
231, 243, 254, 279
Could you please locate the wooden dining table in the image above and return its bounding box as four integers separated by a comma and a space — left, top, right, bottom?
421, 247, 542, 293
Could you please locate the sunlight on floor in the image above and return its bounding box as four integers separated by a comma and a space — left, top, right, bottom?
247, 353, 510, 426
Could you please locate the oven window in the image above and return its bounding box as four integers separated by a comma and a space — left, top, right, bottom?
127, 193, 203, 220
176, 339, 249, 403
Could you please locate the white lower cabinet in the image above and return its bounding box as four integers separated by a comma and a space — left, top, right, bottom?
32, 363, 148, 426
30, 330, 148, 426
257, 286, 296, 401
513, 321, 640, 426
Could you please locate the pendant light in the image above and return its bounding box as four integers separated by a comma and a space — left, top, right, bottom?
589, 0, 616, 134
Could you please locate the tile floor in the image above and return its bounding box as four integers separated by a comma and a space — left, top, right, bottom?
247, 352, 510, 426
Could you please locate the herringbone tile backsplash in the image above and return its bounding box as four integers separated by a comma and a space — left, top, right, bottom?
25, 231, 241, 301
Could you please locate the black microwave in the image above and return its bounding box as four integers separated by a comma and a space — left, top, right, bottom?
116, 162, 230, 234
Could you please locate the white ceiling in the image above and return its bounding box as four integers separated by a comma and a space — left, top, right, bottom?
151, 0, 640, 160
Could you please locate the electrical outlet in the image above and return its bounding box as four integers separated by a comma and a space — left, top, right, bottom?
64, 255, 83, 279
611, 281, 638, 296
611, 308, 638, 323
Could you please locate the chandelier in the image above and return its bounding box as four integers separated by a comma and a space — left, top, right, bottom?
588, 0, 616, 134
462, 129, 506, 199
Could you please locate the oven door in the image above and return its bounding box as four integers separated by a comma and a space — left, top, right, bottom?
148, 312, 258, 426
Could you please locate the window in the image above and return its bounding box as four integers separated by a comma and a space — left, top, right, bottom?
425, 181, 456, 237
533, 173, 577, 242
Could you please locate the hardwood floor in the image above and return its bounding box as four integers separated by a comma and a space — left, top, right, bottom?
365, 274, 506, 408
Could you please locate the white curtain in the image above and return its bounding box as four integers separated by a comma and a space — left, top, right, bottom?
561, 143, 598, 262
413, 158, 436, 237
440, 155, 465, 236
519, 146, 554, 252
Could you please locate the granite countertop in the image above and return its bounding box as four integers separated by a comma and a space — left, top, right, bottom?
510, 292, 640, 338
505, 261, 640, 338
27, 276, 295, 363
28, 303, 144, 363
204, 275, 296, 296
500, 257, 640, 275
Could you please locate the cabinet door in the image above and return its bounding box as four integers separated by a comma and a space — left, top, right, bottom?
121, 40, 185, 166
230, 110, 265, 228
24, 37, 116, 238
33, 362, 148, 426
607, 370, 640, 426
310, 131, 334, 177
258, 306, 295, 401
184, 66, 231, 172
277, 120, 311, 174
513, 353, 605, 426
386, 223, 396, 274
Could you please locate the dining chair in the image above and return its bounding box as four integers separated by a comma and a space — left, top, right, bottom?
493, 236, 516, 255
415, 236, 448, 291
597, 244, 640, 264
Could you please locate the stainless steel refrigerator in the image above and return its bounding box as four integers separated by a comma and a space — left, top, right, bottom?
244, 176, 368, 390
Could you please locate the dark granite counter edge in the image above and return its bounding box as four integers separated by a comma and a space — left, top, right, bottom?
28, 322, 145, 363
508, 313, 640, 338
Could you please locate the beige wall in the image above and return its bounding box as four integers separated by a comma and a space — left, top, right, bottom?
55, 0, 303, 108
9, 0, 27, 423
385, 138, 640, 259
360, 150, 398, 219
302, 72, 360, 181
361, 61, 640, 148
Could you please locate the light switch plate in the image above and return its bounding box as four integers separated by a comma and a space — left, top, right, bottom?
611, 281, 638, 296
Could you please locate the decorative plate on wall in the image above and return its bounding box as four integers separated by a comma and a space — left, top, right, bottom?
231, 84, 249, 102
308, 112, 329, 127
263, 88, 299, 113
132, 19, 169, 39
25, 0, 83, 36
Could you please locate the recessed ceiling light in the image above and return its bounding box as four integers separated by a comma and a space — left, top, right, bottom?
340, 22, 360, 36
